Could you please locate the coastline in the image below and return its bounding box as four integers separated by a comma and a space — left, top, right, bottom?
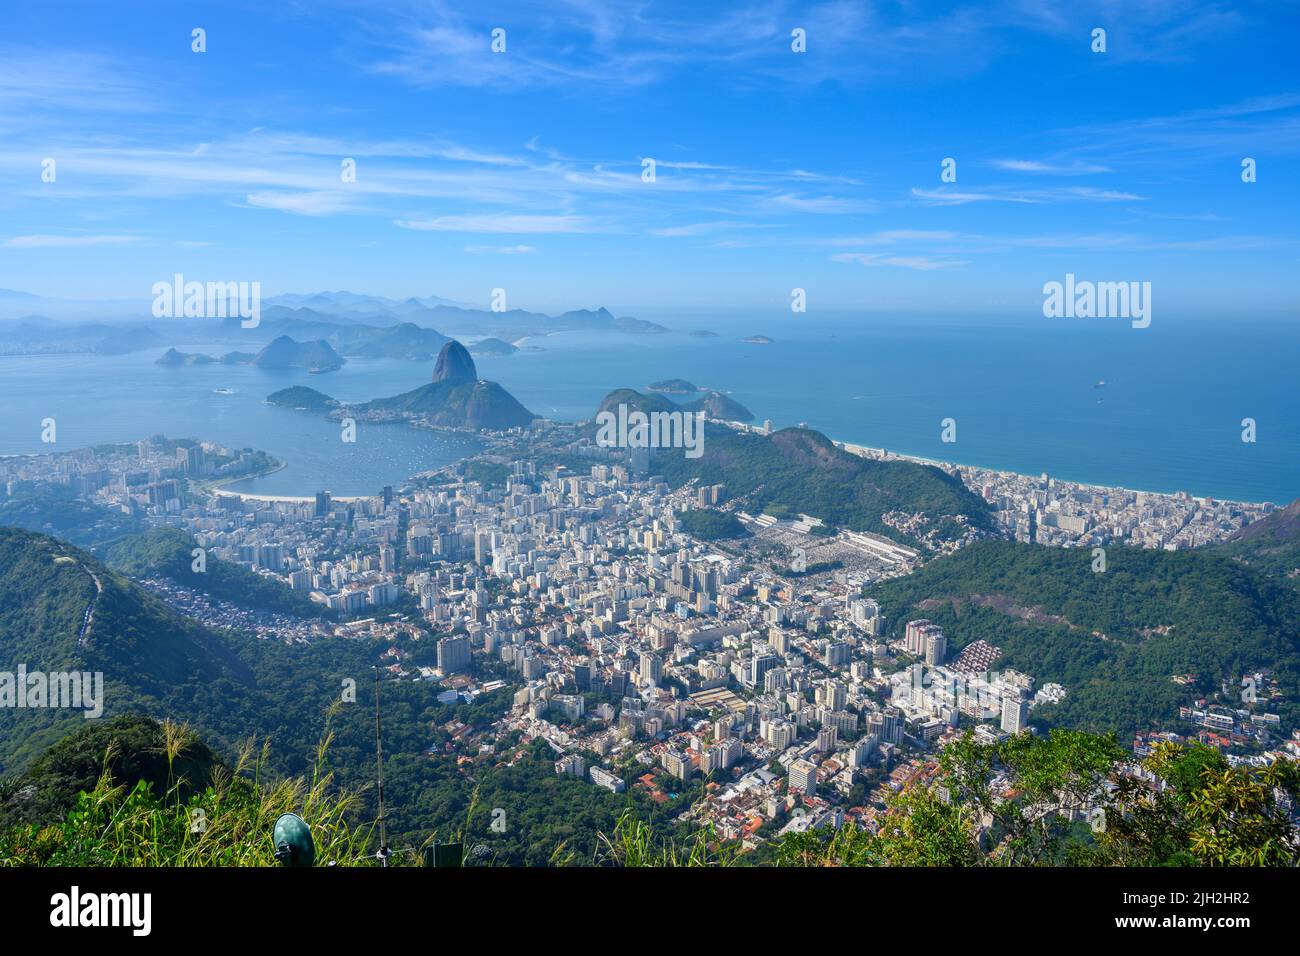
720, 420, 1284, 509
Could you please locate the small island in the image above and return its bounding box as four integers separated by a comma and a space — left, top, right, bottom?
469, 337, 519, 357
155, 336, 344, 372
254, 335, 345, 372
265, 385, 340, 413
647, 378, 699, 394
155, 348, 216, 367
267, 340, 535, 431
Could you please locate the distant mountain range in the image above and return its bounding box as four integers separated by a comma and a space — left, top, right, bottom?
0, 320, 166, 356
268, 340, 535, 431
155, 336, 344, 372
0, 289, 667, 359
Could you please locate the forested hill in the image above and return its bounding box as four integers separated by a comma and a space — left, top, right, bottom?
868, 539, 1300, 736
105, 527, 331, 619
647, 422, 993, 549
0, 527, 657, 862
0, 526, 261, 770
1214, 498, 1300, 591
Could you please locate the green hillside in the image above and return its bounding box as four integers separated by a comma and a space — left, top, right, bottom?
0, 485, 145, 551
679, 508, 748, 540
0, 526, 265, 769
105, 527, 331, 619
648, 422, 993, 549
353, 379, 536, 430
1214, 499, 1300, 590
0, 527, 662, 862
868, 539, 1300, 735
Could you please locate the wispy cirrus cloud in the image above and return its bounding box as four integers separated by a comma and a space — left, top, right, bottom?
245, 190, 365, 216
992, 159, 1113, 174
650, 220, 770, 237
0, 49, 157, 117
911, 186, 1144, 206
464, 243, 538, 254
395, 214, 599, 234
771, 193, 875, 214
831, 252, 968, 271
1046, 93, 1300, 164
2, 234, 145, 248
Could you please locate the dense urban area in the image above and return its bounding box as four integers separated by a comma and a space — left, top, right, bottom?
1, 414, 1293, 855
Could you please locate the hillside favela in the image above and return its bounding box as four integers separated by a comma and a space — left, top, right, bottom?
1, 0, 1298, 932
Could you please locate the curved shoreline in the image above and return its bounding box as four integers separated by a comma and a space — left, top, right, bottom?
720, 420, 1284, 508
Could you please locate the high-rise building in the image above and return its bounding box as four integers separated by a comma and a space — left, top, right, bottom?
849, 598, 882, 636
924, 630, 948, 666
823, 640, 851, 667
177, 444, 206, 476
590, 766, 625, 793
789, 758, 818, 795
437, 635, 472, 675
905, 619, 944, 657
1001, 694, 1030, 734
639, 652, 663, 687
750, 652, 779, 688
662, 749, 691, 781
474, 530, 493, 566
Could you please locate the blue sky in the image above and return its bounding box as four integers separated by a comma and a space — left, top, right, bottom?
0, 0, 1297, 318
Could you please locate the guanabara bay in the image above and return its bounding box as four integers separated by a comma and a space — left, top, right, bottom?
1, 1, 1298, 907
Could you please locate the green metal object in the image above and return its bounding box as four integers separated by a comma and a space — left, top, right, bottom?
272, 812, 316, 867
423, 842, 463, 867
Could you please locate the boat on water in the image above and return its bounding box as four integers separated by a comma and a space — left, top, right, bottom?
1094, 379, 1106, 388
213, 386, 235, 395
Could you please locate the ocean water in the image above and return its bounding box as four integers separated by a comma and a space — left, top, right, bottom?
1, 314, 1296, 503
481, 313, 1300, 505
0, 350, 482, 496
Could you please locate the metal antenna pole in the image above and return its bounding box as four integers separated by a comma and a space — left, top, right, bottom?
374, 668, 390, 867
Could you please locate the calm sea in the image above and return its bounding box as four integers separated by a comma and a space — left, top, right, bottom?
1, 313, 1296, 503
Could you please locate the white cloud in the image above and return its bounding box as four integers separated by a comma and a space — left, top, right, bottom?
992, 159, 1112, 174
395, 214, 597, 234
2, 234, 144, 248
911, 186, 1144, 206
650, 220, 762, 237
245, 190, 361, 216
910, 187, 1042, 206
771, 193, 873, 214
831, 252, 967, 271
464, 244, 537, 254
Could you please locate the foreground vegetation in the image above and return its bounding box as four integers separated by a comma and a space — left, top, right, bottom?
0, 718, 369, 867
3, 719, 1294, 867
